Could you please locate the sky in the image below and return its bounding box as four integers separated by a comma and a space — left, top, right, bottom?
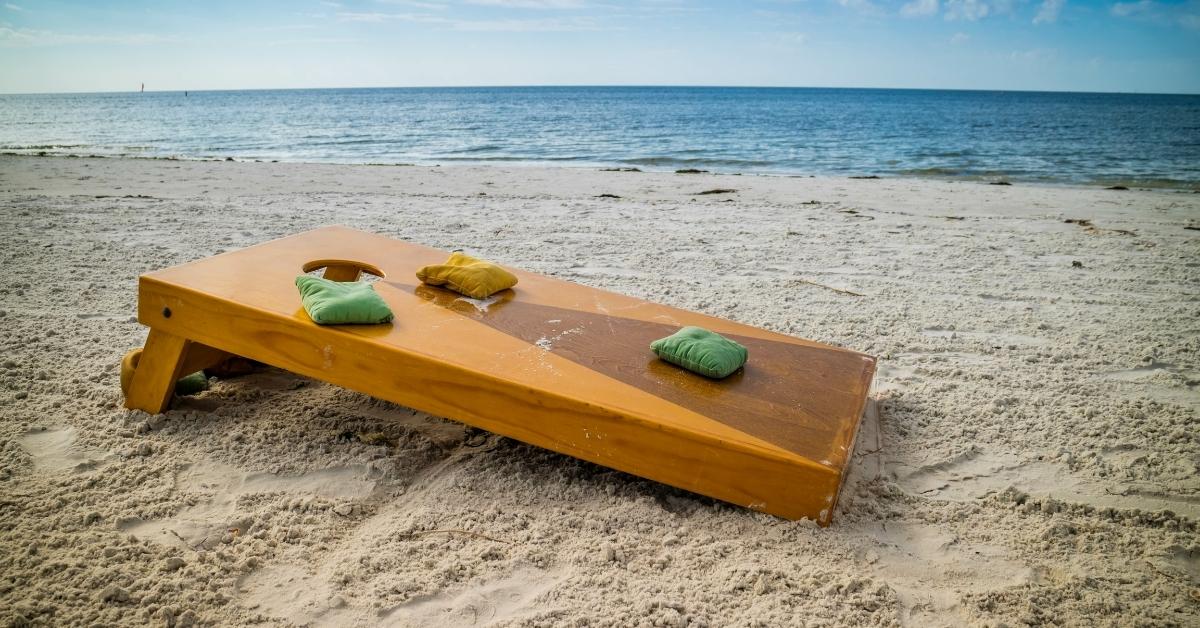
0, 0, 1197, 94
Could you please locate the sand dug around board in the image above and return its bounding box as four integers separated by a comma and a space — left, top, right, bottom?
0, 155, 1197, 627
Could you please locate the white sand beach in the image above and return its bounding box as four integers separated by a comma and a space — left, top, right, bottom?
1, 155, 1197, 627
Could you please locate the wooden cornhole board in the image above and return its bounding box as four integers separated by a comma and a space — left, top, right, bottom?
125, 226, 876, 524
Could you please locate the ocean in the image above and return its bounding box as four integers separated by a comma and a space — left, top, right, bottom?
2, 86, 1198, 188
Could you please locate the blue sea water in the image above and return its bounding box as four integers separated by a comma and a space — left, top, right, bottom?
2, 86, 1198, 188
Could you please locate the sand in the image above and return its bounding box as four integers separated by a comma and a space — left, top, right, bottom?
0, 154, 1197, 627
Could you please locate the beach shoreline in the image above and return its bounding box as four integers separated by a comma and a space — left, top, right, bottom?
1, 154, 1197, 627
5, 151, 1200, 192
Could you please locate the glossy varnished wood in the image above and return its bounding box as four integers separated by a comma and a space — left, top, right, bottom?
124, 329, 189, 413
126, 226, 876, 523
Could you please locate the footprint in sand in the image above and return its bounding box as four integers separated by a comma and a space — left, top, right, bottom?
860, 521, 1034, 625
1097, 361, 1199, 405
873, 363, 918, 393
891, 351, 992, 368
919, 327, 1046, 346
237, 564, 337, 626
889, 448, 1200, 519
378, 567, 564, 628
120, 460, 378, 549
236, 564, 563, 628
17, 426, 111, 474
1145, 545, 1199, 584
1100, 361, 1178, 382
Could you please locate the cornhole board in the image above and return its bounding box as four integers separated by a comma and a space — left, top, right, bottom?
124, 226, 876, 524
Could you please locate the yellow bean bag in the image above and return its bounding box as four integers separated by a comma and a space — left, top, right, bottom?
416, 252, 518, 299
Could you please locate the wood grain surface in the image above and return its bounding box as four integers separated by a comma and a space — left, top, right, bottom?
125, 226, 876, 523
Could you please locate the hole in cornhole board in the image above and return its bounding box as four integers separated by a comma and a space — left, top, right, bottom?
302, 259, 385, 283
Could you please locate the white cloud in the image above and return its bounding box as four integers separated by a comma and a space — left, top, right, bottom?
336, 10, 603, 30
950, 31, 969, 43
336, 11, 443, 22
0, 26, 176, 47
901, 0, 938, 17
465, 0, 590, 8
836, 0, 884, 17
990, 0, 1016, 14
944, 0, 989, 20
265, 37, 356, 46
336, 11, 456, 23
451, 16, 602, 30
4, 3, 24, 12
775, 31, 807, 45
758, 31, 808, 54
1111, 0, 1153, 17
1033, 0, 1063, 24
376, 0, 447, 8
252, 23, 320, 32
1010, 47, 1055, 62
1110, 0, 1200, 30
635, 2, 704, 15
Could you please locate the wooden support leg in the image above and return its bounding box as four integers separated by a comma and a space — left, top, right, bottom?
121, 338, 242, 412
124, 329, 189, 414
180, 343, 234, 376
322, 264, 362, 282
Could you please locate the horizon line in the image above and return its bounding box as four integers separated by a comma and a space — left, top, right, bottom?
3, 84, 1199, 98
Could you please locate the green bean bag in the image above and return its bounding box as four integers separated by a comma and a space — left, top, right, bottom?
650, 326, 748, 379
295, 276, 394, 325
174, 371, 210, 396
